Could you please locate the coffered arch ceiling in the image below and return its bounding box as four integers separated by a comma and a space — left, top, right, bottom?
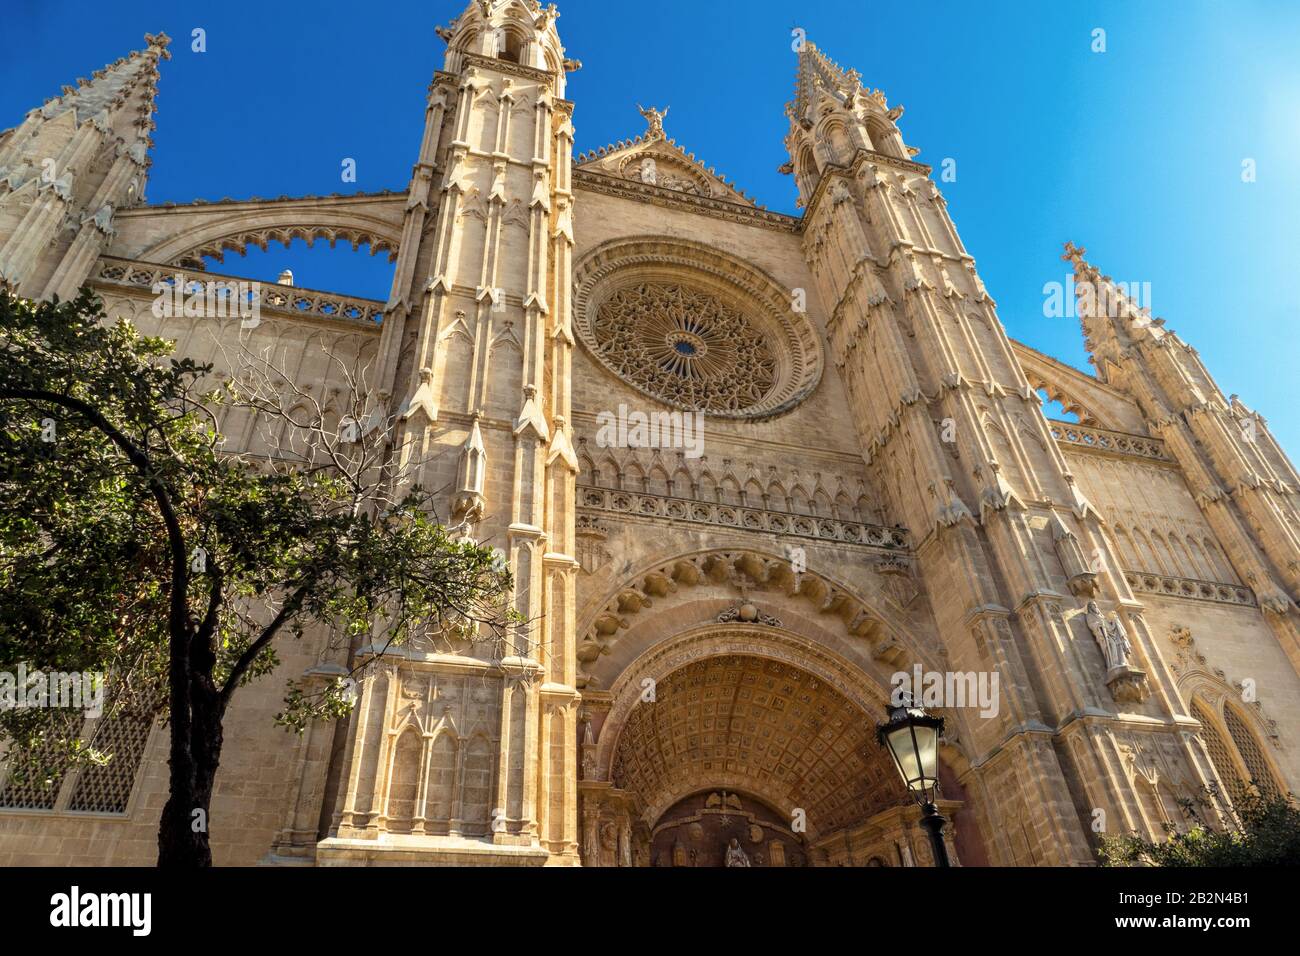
610, 652, 905, 837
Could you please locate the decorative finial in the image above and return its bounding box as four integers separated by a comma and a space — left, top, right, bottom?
1062, 241, 1087, 262
637, 104, 669, 140
144, 32, 172, 59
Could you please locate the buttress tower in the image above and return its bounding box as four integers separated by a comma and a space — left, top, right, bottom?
323, 0, 582, 864
786, 42, 1233, 862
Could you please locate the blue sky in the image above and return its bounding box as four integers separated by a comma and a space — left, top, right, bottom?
3, 0, 1298, 450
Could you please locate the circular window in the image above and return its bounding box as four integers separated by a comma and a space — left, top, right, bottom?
574, 238, 823, 419
592, 282, 779, 414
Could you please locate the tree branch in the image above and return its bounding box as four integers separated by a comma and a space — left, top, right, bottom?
218, 575, 316, 710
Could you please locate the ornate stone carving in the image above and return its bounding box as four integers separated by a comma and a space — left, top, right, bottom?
1050, 512, 1099, 597
1124, 570, 1257, 607
1049, 421, 1173, 463
576, 486, 905, 551
573, 237, 824, 420
716, 602, 781, 626
575, 514, 612, 575
93, 257, 384, 324
589, 281, 778, 415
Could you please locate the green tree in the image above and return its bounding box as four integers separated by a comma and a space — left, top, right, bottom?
0, 287, 518, 867
1099, 786, 1300, 866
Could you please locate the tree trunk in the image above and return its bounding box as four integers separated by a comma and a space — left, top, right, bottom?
157, 683, 223, 867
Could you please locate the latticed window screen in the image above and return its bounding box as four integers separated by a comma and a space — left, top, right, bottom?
1222, 705, 1279, 798
66, 714, 154, 813
1192, 699, 1246, 803
0, 712, 153, 815
0, 712, 82, 810
0, 752, 68, 810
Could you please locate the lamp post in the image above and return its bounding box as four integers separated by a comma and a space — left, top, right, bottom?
877, 700, 951, 867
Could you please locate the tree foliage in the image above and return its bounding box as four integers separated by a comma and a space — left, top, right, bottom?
0, 287, 518, 865
1099, 786, 1300, 866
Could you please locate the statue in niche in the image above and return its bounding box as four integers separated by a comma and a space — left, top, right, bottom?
1084, 600, 1149, 703
1104, 613, 1134, 670
1085, 600, 1132, 671
638, 156, 657, 185
724, 837, 751, 867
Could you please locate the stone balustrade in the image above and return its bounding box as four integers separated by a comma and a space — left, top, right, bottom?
1124, 569, 1256, 607
1049, 420, 1172, 463
92, 256, 385, 325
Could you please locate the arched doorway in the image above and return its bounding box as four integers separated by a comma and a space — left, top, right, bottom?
651, 789, 808, 867
578, 627, 978, 866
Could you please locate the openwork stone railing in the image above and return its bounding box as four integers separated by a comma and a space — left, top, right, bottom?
577, 485, 909, 551
93, 256, 384, 325
1049, 420, 1172, 463
1124, 570, 1256, 607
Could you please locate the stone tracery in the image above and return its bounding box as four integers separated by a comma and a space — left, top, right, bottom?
574, 236, 825, 419
591, 281, 778, 414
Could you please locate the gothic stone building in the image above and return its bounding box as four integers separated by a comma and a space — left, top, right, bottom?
1, 2, 1298, 867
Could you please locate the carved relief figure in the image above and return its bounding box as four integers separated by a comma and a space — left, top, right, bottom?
724, 837, 751, 867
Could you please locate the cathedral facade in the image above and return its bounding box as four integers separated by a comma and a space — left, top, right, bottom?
2, 1, 1298, 867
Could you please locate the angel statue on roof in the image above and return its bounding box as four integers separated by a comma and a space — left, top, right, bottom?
638, 104, 669, 139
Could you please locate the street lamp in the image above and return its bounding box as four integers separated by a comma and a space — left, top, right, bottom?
877, 700, 951, 867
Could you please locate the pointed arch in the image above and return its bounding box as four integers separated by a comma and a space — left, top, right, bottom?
669, 464, 694, 498
833, 490, 853, 520
1132, 528, 1159, 575
719, 474, 742, 506
697, 466, 718, 503
1203, 535, 1235, 582
813, 487, 833, 518
645, 463, 670, 498
623, 460, 647, 493
426, 730, 460, 826
1188, 690, 1284, 807
597, 451, 622, 490
385, 728, 424, 833
789, 481, 813, 516
1191, 697, 1244, 803
1221, 703, 1282, 797
460, 732, 495, 834
1112, 524, 1137, 570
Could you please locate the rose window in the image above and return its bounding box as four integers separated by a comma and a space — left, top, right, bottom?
590, 282, 781, 415
574, 238, 824, 419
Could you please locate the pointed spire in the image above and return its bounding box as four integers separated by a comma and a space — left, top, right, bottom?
0, 33, 170, 295
1062, 241, 1170, 368
29, 33, 168, 131
789, 40, 867, 124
